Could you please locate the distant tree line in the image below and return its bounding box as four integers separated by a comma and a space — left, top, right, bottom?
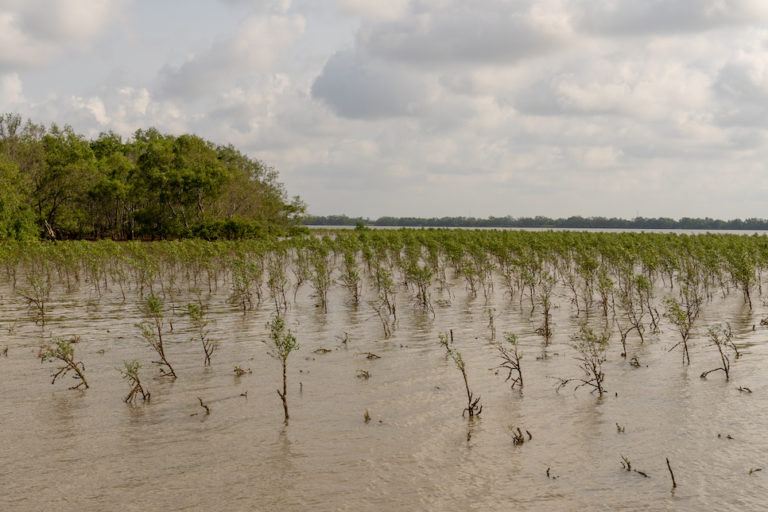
305, 214, 768, 231
0, 113, 305, 240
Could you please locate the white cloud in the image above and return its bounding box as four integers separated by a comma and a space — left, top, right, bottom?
572, 0, 768, 36
157, 11, 306, 99
0, 0, 125, 71
0, 73, 24, 111
356, 0, 572, 66
336, 0, 410, 21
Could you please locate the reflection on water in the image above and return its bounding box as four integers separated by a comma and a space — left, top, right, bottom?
1, 272, 767, 511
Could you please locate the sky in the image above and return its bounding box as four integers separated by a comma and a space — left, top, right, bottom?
2, 0, 768, 219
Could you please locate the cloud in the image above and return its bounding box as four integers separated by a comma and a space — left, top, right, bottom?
0, 0, 125, 71
336, 0, 410, 21
714, 49, 768, 127
311, 50, 426, 118
572, 0, 768, 36
157, 11, 305, 100
356, 0, 572, 66
0, 73, 25, 111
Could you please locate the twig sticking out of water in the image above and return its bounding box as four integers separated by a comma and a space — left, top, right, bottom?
666, 457, 677, 489
198, 397, 210, 415
737, 386, 752, 393
510, 426, 532, 445
620, 455, 649, 478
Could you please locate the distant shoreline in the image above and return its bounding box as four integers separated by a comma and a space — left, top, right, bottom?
304, 215, 768, 231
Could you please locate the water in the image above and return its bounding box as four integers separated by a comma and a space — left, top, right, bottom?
1, 273, 767, 511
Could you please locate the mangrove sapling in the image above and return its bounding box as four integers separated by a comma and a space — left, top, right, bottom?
614, 273, 647, 357
185, 303, 217, 366
40, 338, 88, 389
137, 294, 176, 378
664, 294, 701, 366
439, 332, 482, 417
120, 360, 150, 404
17, 276, 50, 326
266, 251, 289, 314
291, 247, 311, 302
229, 257, 260, 312
339, 249, 362, 306
373, 265, 397, 319
487, 308, 496, 341
496, 332, 523, 389
264, 315, 299, 422
535, 274, 557, 342
309, 246, 333, 312
700, 323, 740, 380
369, 299, 394, 338
555, 324, 609, 396
405, 261, 434, 314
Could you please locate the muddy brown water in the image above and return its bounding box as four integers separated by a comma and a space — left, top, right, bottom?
1, 273, 767, 511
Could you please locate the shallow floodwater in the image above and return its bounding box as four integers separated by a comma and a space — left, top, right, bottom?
1, 272, 767, 511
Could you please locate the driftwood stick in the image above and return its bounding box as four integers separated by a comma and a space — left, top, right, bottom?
666, 457, 677, 489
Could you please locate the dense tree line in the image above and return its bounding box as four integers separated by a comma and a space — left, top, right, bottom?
0, 113, 305, 240
306, 214, 768, 231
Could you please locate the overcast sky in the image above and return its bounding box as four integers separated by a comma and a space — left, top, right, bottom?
2, 0, 768, 219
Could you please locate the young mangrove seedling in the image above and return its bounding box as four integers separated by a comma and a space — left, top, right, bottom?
264, 314, 299, 422
555, 324, 608, 396
439, 332, 482, 417
18, 276, 50, 326
233, 365, 251, 376
700, 323, 740, 380
664, 293, 701, 366
40, 338, 88, 390
120, 360, 150, 404
185, 302, 217, 366
496, 332, 523, 389
364, 409, 371, 423
487, 308, 496, 341
136, 294, 176, 378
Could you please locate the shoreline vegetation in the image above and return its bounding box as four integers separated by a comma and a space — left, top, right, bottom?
305, 214, 768, 231
0, 113, 305, 241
